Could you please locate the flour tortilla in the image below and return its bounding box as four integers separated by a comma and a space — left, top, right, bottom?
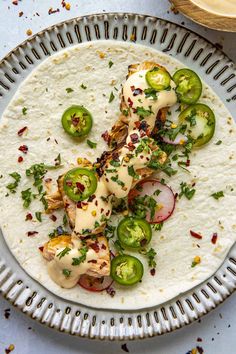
0, 41, 236, 310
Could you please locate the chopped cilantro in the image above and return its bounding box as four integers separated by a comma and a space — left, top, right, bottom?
108, 60, 114, 68
215, 140, 222, 145
111, 175, 125, 187
63, 214, 68, 226
80, 83, 87, 89
144, 88, 158, 100
62, 269, 71, 277
21, 188, 33, 208
122, 109, 129, 117
57, 247, 71, 259
72, 247, 88, 266
22, 107, 27, 115
104, 223, 116, 239
66, 88, 74, 93
109, 91, 115, 103
113, 239, 124, 254
6, 172, 21, 193
128, 165, 139, 180
152, 222, 163, 231
140, 247, 157, 268
110, 160, 120, 167
211, 191, 224, 200
87, 139, 97, 149
35, 211, 42, 222
179, 182, 195, 200
132, 194, 157, 220
136, 106, 153, 119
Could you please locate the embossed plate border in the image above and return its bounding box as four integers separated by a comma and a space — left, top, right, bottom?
0, 13, 236, 340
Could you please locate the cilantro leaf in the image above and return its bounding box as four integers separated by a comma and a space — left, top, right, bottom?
57, 247, 71, 259
87, 139, 97, 149
211, 191, 224, 200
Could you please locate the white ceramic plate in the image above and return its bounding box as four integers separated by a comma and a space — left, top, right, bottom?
0, 13, 236, 340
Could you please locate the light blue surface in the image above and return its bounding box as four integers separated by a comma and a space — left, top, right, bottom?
0, 1, 235, 353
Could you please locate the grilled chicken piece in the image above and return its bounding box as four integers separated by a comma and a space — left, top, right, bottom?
45, 190, 64, 213
107, 61, 168, 148
42, 234, 110, 277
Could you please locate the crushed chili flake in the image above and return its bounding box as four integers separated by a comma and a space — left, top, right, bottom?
126, 142, 135, 151
12, 0, 18, 5
150, 268, 156, 276
5, 344, 15, 354
121, 343, 129, 353
211, 233, 218, 244
133, 88, 143, 96
106, 210, 110, 216
186, 159, 190, 167
197, 338, 203, 342
77, 201, 82, 209
196, 346, 204, 354
190, 230, 202, 239
134, 121, 141, 129
127, 97, 133, 107
18, 145, 28, 154
38, 246, 44, 252
95, 200, 98, 206
106, 286, 116, 297
88, 259, 97, 263
48, 7, 60, 15
100, 261, 107, 269
130, 133, 139, 144
76, 182, 85, 192
130, 85, 135, 91
88, 194, 96, 202
4, 308, 11, 319
101, 244, 107, 250
44, 178, 52, 183
17, 126, 27, 136
50, 215, 57, 222
27, 231, 38, 237
90, 242, 100, 253
101, 130, 110, 143
18, 156, 23, 163
19, 11, 23, 17
25, 213, 33, 221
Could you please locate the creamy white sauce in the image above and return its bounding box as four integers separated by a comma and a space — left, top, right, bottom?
50, 68, 177, 287
47, 238, 98, 288
191, 0, 236, 17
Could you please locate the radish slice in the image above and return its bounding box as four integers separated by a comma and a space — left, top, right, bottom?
162, 133, 187, 145
128, 179, 176, 224
78, 275, 113, 292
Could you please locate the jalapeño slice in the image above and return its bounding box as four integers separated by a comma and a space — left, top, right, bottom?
117, 217, 152, 249
111, 255, 144, 286
146, 67, 171, 91
63, 168, 97, 202
173, 68, 202, 104
178, 103, 215, 147
62, 105, 93, 137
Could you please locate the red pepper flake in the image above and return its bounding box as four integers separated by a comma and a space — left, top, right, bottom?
27, 231, 38, 237
126, 142, 135, 151
186, 159, 190, 167
50, 215, 57, 222
130, 85, 135, 91
101, 244, 107, 250
211, 232, 218, 244
19, 11, 23, 17
196, 346, 204, 354
106, 287, 116, 297
18, 145, 28, 154
150, 268, 156, 276
44, 178, 52, 183
130, 133, 139, 144
12, 0, 18, 5
106, 210, 110, 217
76, 182, 85, 192
4, 308, 11, 319
88, 259, 97, 263
101, 130, 110, 143
133, 88, 143, 96
121, 343, 129, 353
17, 126, 28, 136
100, 261, 107, 269
90, 242, 100, 253
18, 156, 23, 163
5, 344, 15, 354
127, 97, 133, 107
38, 246, 44, 252
48, 7, 60, 15
77, 201, 82, 208
101, 208, 104, 213
25, 213, 33, 221
95, 200, 98, 206
134, 121, 141, 129
88, 194, 96, 202
197, 337, 203, 342
190, 230, 202, 239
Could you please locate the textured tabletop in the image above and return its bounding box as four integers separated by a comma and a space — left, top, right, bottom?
0, 1, 235, 353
